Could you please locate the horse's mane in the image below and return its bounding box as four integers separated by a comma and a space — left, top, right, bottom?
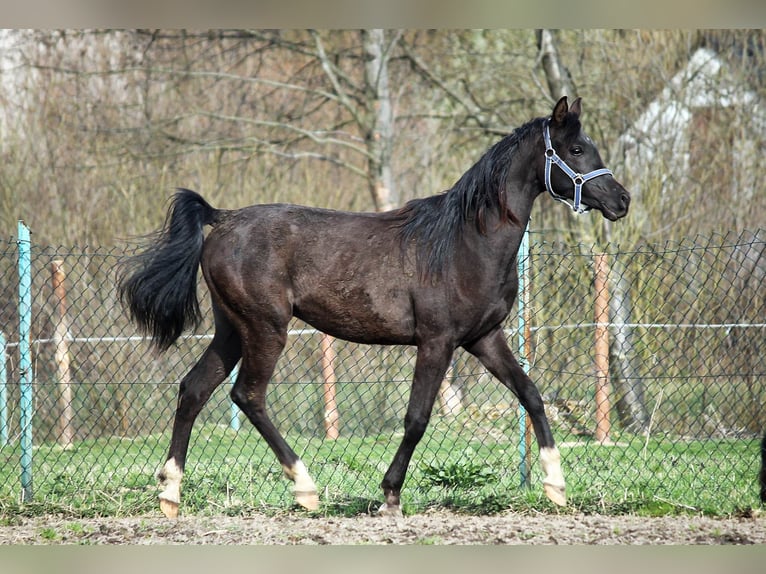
395, 116, 545, 280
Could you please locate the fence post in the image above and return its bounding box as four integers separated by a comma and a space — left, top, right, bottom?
0, 332, 7, 447
594, 253, 611, 444
51, 260, 75, 449
320, 334, 339, 439
438, 360, 463, 415
17, 220, 33, 501
229, 363, 240, 432
517, 222, 532, 489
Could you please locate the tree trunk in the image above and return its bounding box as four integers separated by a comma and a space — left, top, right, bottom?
536, 29, 578, 101
362, 29, 398, 212
608, 258, 650, 433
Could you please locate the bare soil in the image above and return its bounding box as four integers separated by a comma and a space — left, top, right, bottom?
2, 509, 765, 544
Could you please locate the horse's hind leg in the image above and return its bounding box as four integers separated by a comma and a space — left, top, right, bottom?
230, 322, 319, 511
157, 311, 241, 518
464, 327, 566, 506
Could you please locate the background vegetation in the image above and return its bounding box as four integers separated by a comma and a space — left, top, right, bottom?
0, 30, 764, 246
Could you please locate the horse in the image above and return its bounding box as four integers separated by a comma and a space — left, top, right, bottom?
118, 96, 630, 518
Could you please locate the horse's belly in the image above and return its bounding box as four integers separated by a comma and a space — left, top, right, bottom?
292, 287, 415, 346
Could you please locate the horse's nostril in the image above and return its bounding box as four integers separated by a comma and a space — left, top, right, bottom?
621, 193, 630, 208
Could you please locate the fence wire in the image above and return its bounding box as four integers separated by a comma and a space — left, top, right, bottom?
0, 229, 764, 515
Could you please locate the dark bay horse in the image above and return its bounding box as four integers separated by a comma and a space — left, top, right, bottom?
119, 96, 630, 518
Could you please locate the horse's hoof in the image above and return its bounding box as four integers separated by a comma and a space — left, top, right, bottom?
295, 490, 320, 511
543, 482, 567, 506
377, 502, 403, 518
159, 497, 179, 519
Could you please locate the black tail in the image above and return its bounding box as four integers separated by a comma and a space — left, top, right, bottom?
760, 431, 766, 504
118, 189, 220, 352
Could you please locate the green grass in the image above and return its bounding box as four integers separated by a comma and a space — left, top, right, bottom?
0, 417, 761, 519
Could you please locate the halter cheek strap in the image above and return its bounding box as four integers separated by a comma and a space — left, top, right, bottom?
543, 120, 613, 214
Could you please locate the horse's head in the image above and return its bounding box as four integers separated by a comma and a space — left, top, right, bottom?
540, 96, 630, 221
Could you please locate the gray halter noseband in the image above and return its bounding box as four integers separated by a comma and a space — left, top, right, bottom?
543, 120, 613, 214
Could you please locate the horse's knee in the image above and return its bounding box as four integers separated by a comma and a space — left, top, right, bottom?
403, 413, 429, 443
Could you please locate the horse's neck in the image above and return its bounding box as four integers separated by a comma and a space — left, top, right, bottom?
482, 154, 543, 270
506, 150, 544, 228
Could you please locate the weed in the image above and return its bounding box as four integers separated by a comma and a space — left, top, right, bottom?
416, 536, 444, 545
39, 527, 58, 541
67, 522, 86, 534
421, 461, 497, 490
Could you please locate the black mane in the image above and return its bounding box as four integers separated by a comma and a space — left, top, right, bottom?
396, 117, 544, 279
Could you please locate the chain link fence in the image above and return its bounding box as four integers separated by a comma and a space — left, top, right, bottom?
0, 228, 764, 516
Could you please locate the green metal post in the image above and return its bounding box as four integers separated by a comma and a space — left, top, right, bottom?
229, 363, 240, 432
18, 221, 33, 501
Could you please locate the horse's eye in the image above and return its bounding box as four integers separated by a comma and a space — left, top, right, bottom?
570, 146, 583, 156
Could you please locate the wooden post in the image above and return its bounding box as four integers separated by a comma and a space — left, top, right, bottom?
51, 260, 75, 449
438, 362, 463, 415
320, 333, 339, 439
523, 300, 533, 472
594, 254, 611, 444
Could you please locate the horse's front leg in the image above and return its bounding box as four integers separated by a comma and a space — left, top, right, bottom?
379, 339, 454, 517
464, 327, 566, 506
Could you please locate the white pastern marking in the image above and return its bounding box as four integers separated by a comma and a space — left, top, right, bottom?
283, 460, 317, 494
158, 458, 183, 504
539, 446, 565, 488
284, 459, 319, 510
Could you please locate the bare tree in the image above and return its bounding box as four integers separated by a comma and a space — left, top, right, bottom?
536, 29, 578, 101
360, 29, 399, 211
535, 29, 649, 433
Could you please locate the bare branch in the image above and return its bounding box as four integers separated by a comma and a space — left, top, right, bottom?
309, 29, 366, 129
399, 40, 489, 129
194, 111, 371, 158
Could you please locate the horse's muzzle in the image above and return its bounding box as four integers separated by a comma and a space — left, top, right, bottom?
595, 182, 630, 221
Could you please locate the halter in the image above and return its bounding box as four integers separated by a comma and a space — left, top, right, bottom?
543, 120, 613, 214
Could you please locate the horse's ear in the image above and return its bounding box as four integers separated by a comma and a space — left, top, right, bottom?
551, 96, 569, 125
569, 97, 582, 117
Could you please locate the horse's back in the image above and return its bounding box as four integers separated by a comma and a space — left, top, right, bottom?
200, 203, 419, 344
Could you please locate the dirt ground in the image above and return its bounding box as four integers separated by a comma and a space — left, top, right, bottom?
1, 509, 765, 544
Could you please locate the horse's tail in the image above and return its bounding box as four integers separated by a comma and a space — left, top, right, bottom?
760, 431, 766, 503
118, 188, 221, 352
